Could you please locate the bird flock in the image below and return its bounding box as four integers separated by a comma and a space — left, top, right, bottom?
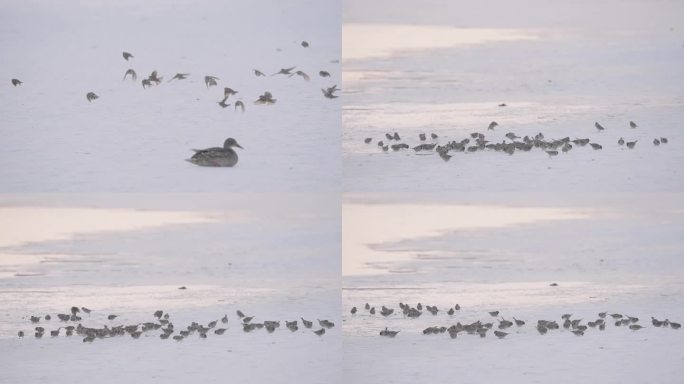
349, 302, 681, 339
17, 306, 335, 342
363, 120, 669, 162
9, 41, 339, 167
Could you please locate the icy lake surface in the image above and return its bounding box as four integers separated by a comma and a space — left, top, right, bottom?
0, 194, 341, 384
342, 193, 684, 383
342, 0, 684, 193
0, 0, 341, 192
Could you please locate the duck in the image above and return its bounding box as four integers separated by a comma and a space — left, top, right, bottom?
186, 138, 243, 167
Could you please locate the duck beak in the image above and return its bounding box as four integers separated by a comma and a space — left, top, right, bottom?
235, 143, 244, 149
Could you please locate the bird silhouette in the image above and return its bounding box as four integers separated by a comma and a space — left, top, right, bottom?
122, 69, 137, 81
272, 66, 296, 76
235, 100, 245, 112
255, 91, 276, 104
204, 75, 219, 88
168, 73, 190, 82
291, 70, 310, 81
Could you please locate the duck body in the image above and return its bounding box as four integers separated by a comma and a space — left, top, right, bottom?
186, 138, 243, 167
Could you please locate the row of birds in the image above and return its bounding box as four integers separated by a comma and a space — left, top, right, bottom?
350, 303, 681, 339
19, 306, 335, 342
363, 121, 669, 161
9, 45, 340, 108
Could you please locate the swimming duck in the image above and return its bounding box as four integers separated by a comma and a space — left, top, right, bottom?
186, 138, 243, 167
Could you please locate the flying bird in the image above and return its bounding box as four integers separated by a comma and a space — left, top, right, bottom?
322, 85, 339, 99
319, 71, 330, 77
224, 87, 238, 98
168, 73, 190, 82
272, 66, 296, 76
255, 91, 276, 104
291, 70, 310, 81
122, 51, 134, 60
204, 75, 219, 88
11, 78, 22, 86
217, 96, 230, 108
86, 92, 99, 102
253, 69, 265, 77
148, 71, 162, 84
235, 100, 245, 112
122, 69, 137, 81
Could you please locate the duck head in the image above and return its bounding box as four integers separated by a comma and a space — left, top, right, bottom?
223, 138, 244, 149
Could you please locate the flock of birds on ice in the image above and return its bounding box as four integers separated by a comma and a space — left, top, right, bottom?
9, 41, 339, 167
363, 120, 670, 162
349, 302, 681, 339
17, 305, 335, 342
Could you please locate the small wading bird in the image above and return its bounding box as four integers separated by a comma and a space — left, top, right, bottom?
204, 75, 219, 88
148, 71, 162, 84
291, 70, 310, 81
186, 138, 243, 167
217, 96, 230, 108
224, 87, 238, 98
322, 85, 339, 99
379, 328, 399, 338
122, 69, 137, 81
255, 91, 276, 104
168, 73, 189, 82
272, 66, 296, 76
235, 100, 245, 112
